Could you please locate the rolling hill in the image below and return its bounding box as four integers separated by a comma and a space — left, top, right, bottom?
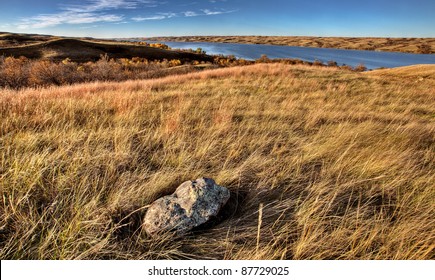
0, 37, 213, 62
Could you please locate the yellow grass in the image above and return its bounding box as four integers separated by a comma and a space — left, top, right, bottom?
0, 64, 434, 259
366, 64, 435, 79
147, 36, 435, 54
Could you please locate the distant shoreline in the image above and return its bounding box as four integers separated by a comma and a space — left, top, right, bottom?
143, 36, 435, 54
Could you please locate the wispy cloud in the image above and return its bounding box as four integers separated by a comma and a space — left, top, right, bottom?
198, 8, 238, 16
61, 0, 157, 13
18, 13, 123, 29
183, 11, 199, 17
202, 9, 229, 15
132, 8, 237, 21
132, 12, 176, 21
17, 0, 158, 29
132, 15, 166, 21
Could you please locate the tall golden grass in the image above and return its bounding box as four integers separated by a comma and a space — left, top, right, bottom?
0, 64, 434, 259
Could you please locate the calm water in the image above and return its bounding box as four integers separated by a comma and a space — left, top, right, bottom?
150, 41, 435, 70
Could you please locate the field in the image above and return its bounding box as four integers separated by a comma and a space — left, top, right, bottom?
146, 36, 435, 54
1, 63, 434, 259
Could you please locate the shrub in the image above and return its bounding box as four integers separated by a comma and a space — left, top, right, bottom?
354, 64, 367, 72
313, 60, 324, 66
149, 43, 170, 50
327, 60, 338, 67
0, 56, 30, 88
340, 65, 354, 71
195, 48, 206, 54
90, 54, 122, 81
256, 54, 271, 63
29, 60, 65, 86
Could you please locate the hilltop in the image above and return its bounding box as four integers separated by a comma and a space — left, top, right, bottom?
0, 34, 212, 62
365, 64, 435, 79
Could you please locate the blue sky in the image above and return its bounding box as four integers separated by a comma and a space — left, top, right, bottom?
0, 0, 434, 38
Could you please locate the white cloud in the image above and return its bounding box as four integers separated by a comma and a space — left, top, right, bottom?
16, 0, 159, 29
132, 15, 166, 21
17, 12, 124, 29
16, 0, 238, 29
183, 11, 199, 17
61, 0, 158, 13
201, 9, 237, 15
159, 12, 177, 18
202, 9, 221, 15
132, 8, 236, 22
132, 12, 176, 21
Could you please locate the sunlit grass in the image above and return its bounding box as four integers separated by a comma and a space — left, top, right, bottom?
1, 64, 434, 259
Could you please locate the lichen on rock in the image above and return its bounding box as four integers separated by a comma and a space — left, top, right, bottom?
143, 178, 230, 237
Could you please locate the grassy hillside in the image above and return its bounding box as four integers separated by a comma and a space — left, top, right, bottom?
0, 33, 55, 48
0, 38, 212, 62
0, 64, 434, 259
146, 35, 435, 54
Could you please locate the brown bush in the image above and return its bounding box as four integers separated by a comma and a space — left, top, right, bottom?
354, 64, 368, 72
256, 54, 271, 63
0, 56, 30, 88
313, 59, 324, 66
327, 60, 338, 67
29, 60, 76, 86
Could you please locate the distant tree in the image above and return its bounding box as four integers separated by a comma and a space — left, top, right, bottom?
195, 47, 206, 54
256, 54, 270, 63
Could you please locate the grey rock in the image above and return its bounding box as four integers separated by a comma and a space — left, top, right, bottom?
143, 178, 230, 237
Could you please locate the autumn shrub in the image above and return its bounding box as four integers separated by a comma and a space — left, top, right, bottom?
0, 55, 205, 89
340, 65, 354, 71
149, 43, 170, 50
313, 59, 324, 66
28, 60, 83, 86
0, 56, 30, 88
89, 54, 121, 81
353, 63, 368, 72
327, 60, 338, 67
256, 54, 271, 63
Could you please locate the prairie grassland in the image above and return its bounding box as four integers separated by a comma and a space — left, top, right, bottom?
0, 64, 434, 259
147, 36, 435, 54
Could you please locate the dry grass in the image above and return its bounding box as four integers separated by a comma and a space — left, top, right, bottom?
0, 38, 212, 62
148, 36, 435, 54
0, 64, 434, 259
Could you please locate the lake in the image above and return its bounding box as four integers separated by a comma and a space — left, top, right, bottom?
148, 41, 435, 70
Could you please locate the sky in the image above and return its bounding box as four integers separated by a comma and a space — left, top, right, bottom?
0, 0, 434, 38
